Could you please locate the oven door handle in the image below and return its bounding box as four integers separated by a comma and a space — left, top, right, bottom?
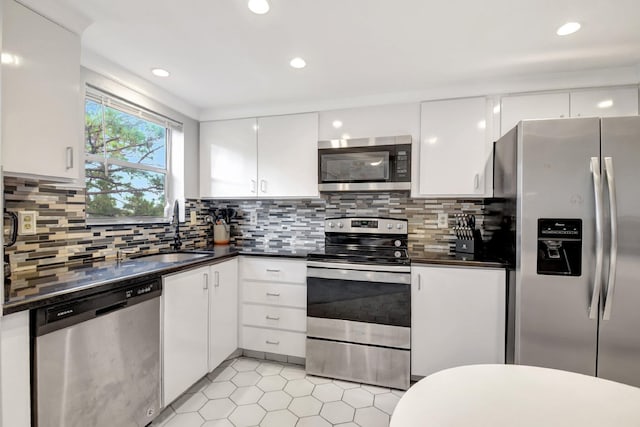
307, 266, 411, 285
306, 261, 410, 273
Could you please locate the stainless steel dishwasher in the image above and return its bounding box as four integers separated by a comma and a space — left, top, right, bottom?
33, 276, 162, 427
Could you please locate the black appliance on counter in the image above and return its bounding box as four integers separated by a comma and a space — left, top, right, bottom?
454, 213, 481, 255
306, 217, 411, 390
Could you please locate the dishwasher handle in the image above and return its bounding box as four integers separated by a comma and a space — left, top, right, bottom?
95, 301, 128, 317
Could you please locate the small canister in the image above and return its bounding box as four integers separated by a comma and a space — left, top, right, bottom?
213, 221, 230, 245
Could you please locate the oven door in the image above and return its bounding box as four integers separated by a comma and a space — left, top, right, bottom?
306, 262, 411, 348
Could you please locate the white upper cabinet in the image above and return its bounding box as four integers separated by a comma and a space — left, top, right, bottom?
500, 92, 569, 135
417, 97, 493, 197
318, 103, 420, 141
200, 118, 257, 198
2, 0, 81, 181
257, 113, 318, 198
570, 87, 639, 118
200, 112, 318, 199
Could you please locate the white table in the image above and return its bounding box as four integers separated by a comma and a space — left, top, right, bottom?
391, 364, 640, 427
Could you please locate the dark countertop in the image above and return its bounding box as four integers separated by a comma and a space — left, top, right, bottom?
3, 247, 239, 315
3, 245, 315, 315
4, 244, 504, 315
409, 250, 509, 269
237, 247, 313, 258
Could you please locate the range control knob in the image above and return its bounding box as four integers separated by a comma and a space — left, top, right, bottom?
387, 224, 393, 230
397, 223, 403, 229
394, 240, 402, 247
328, 222, 335, 228
394, 251, 402, 258
338, 222, 344, 228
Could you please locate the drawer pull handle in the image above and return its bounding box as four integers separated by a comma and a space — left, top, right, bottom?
266, 340, 280, 345
266, 269, 281, 273
266, 292, 281, 297
265, 315, 280, 321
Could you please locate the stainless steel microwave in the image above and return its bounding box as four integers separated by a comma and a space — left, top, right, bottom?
318, 135, 411, 191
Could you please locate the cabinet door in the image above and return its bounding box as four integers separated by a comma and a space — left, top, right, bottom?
571, 87, 639, 118
200, 118, 258, 198
257, 113, 319, 198
418, 97, 489, 197
163, 266, 210, 405
411, 265, 506, 377
500, 92, 569, 135
318, 103, 420, 141
1, 311, 31, 427
2, 0, 81, 180
209, 258, 239, 371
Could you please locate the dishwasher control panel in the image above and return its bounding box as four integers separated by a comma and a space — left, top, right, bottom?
126, 282, 158, 299
35, 276, 162, 336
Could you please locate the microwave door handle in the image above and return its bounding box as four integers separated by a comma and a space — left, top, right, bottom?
589, 157, 604, 320
602, 157, 618, 321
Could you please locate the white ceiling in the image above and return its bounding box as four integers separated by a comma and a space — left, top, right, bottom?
24, 0, 640, 119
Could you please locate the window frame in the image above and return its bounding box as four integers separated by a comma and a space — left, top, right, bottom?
84, 87, 181, 225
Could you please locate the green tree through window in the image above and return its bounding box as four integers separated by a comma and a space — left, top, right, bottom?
85, 98, 168, 220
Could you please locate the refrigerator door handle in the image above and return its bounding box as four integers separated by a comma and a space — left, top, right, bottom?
602, 157, 618, 321
589, 157, 604, 320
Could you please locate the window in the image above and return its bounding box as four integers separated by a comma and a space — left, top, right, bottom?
84, 89, 181, 223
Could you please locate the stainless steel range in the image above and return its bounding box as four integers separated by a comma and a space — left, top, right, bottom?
306, 217, 410, 390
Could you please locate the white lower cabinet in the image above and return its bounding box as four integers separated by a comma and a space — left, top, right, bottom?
239, 256, 307, 358
162, 266, 210, 406
241, 326, 306, 358
209, 258, 239, 371
0, 311, 31, 427
411, 265, 506, 377
163, 258, 239, 406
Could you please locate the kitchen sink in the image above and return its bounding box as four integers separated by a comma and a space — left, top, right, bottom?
132, 252, 210, 263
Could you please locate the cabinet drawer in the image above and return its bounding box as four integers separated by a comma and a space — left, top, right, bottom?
242, 282, 306, 308
242, 305, 306, 333
241, 326, 306, 358
241, 257, 306, 284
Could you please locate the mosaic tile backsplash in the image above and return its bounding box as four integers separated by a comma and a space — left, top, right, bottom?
4, 177, 501, 273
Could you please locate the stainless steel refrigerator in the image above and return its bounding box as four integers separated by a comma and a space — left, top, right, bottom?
494, 116, 640, 388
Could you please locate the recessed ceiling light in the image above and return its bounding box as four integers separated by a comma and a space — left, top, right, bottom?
332, 120, 343, 129
557, 22, 581, 36
427, 137, 438, 144
151, 68, 170, 77
248, 0, 269, 15
493, 105, 501, 114
290, 57, 306, 69
597, 99, 614, 109
477, 120, 487, 130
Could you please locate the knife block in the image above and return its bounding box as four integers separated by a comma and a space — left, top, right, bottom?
455, 230, 481, 254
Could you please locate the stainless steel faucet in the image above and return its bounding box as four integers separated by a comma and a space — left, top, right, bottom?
171, 200, 182, 251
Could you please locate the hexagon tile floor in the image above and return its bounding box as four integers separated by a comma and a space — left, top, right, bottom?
151, 357, 405, 427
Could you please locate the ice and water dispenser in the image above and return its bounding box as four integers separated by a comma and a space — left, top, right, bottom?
537, 219, 582, 276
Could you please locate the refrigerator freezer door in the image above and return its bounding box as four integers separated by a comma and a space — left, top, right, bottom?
597, 116, 640, 388
516, 118, 600, 375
